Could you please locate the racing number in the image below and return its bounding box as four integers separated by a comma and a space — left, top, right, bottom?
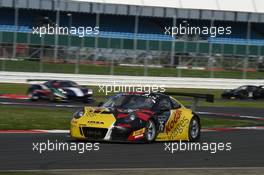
157, 97, 172, 132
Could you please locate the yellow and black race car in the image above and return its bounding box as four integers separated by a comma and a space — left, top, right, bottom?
70, 92, 213, 142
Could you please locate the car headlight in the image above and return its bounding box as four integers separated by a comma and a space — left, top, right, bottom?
73, 109, 85, 119
124, 113, 136, 122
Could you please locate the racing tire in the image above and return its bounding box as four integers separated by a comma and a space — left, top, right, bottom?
188, 116, 201, 142
144, 120, 157, 143
28, 91, 39, 101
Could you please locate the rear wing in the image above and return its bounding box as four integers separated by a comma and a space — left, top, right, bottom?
26, 79, 52, 85
164, 92, 214, 111
27, 79, 51, 82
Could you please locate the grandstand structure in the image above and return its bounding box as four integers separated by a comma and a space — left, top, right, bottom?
0, 0, 264, 77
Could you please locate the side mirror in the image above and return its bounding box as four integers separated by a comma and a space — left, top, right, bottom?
97, 102, 104, 107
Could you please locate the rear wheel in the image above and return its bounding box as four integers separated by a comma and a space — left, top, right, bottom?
188, 116, 201, 141
144, 120, 156, 143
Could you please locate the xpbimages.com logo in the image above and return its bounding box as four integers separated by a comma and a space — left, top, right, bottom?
165, 21, 232, 38
164, 141, 232, 154
32, 140, 100, 154
32, 24, 100, 37
97, 82, 166, 95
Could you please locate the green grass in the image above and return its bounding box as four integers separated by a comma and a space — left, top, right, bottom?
0, 106, 259, 130
0, 106, 74, 130
0, 83, 29, 94
1, 60, 264, 79
200, 117, 259, 128
1, 83, 264, 108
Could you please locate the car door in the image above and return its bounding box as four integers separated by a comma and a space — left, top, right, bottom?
155, 96, 188, 141
259, 86, 264, 98
247, 86, 255, 98
155, 97, 172, 133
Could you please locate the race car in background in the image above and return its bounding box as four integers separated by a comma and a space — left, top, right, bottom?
27, 80, 93, 102
221, 85, 264, 99
70, 92, 214, 142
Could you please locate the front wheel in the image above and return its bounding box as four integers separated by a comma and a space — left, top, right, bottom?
144, 120, 156, 143
188, 116, 201, 142
28, 91, 39, 101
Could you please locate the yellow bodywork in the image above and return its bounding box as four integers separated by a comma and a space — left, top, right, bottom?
70, 98, 195, 141
70, 107, 116, 140
155, 108, 193, 141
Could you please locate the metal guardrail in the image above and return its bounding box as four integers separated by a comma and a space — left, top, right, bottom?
0, 71, 263, 89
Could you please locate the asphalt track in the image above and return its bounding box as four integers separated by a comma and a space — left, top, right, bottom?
0, 98, 264, 170
0, 130, 264, 170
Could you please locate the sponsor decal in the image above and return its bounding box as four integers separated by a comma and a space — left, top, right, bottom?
165, 110, 181, 135
87, 110, 96, 118
128, 128, 145, 141
132, 128, 145, 136
87, 121, 104, 125
169, 116, 189, 139
134, 134, 144, 139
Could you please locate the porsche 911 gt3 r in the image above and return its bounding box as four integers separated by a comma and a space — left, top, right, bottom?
70, 92, 202, 142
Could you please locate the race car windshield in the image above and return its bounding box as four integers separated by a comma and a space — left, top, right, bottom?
102, 95, 155, 109
102, 95, 126, 108
58, 81, 78, 87
122, 95, 155, 109
237, 86, 248, 90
